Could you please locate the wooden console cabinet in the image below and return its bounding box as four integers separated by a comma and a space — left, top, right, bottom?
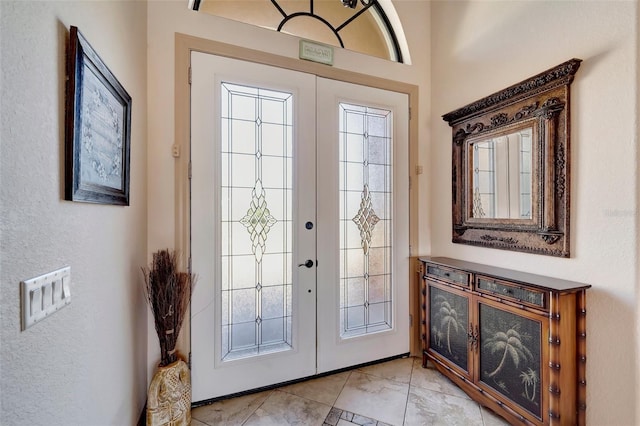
419, 257, 590, 425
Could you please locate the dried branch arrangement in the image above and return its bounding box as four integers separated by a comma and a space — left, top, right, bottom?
142, 249, 195, 367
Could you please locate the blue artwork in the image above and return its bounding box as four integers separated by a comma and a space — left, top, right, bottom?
65, 26, 131, 205
80, 63, 125, 191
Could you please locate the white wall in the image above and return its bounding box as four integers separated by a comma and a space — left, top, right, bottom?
0, 2, 148, 425
146, 0, 431, 378
430, 1, 638, 424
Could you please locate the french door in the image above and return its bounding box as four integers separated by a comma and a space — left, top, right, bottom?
316, 78, 409, 373
190, 52, 408, 402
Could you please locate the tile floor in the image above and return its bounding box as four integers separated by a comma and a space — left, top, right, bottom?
191, 357, 511, 426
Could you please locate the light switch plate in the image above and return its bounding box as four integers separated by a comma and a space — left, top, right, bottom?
21, 266, 71, 330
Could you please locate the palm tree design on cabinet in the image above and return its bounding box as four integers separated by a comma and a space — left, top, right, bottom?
520, 368, 539, 402
480, 304, 541, 417
429, 289, 468, 370
435, 295, 465, 355
483, 327, 533, 378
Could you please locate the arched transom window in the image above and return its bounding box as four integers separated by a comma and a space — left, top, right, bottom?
189, 0, 407, 63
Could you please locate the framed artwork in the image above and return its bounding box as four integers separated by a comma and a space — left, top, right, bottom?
65, 25, 131, 205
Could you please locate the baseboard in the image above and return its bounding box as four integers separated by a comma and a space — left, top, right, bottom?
192, 352, 411, 408
137, 404, 146, 426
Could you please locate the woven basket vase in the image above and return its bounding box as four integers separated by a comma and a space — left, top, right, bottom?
146, 359, 191, 426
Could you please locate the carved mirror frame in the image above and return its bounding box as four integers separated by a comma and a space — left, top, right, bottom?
443, 59, 581, 257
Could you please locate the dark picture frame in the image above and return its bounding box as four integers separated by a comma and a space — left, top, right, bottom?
65, 26, 131, 205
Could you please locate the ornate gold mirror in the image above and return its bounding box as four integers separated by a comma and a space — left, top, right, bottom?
443, 59, 581, 257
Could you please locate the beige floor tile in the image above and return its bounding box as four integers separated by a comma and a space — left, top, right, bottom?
191, 390, 272, 425
243, 390, 332, 426
404, 385, 483, 426
191, 356, 494, 426
480, 406, 512, 426
355, 357, 414, 384
279, 371, 350, 405
410, 357, 470, 399
334, 371, 409, 426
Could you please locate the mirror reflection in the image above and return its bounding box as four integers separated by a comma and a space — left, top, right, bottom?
470, 127, 533, 220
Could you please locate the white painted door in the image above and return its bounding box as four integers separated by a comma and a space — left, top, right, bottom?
190, 52, 317, 401
190, 53, 409, 401
316, 78, 409, 373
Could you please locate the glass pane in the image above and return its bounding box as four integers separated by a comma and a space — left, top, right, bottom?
342, 191, 361, 220
229, 120, 256, 155
261, 157, 285, 188
230, 255, 255, 289
231, 154, 256, 188
261, 123, 285, 156
346, 278, 365, 307
368, 301, 389, 325
231, 322, 256, 349
231, 289, 255, 323
345, 133, 364, 163
198, 1, 401, 62
221, 82, 294, 361
339, 102, 393, 338
368, 136, 387, 164
261, 318, 285, 345
261, 285, 284, 319
346, 305, 365, 330
367, 275, 387, 304
227, 90, 256, 121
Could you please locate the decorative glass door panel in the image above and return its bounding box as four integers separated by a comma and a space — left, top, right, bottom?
339, 103, 393, 338
190, 52, 316, 401
220, 82, 294, 361
316, 77, 409, 374
191, 53, 410, 399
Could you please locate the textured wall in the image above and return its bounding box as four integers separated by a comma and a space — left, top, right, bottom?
6, 1, 631, 424
430, 1, 638, 424
0, 2, 148, 425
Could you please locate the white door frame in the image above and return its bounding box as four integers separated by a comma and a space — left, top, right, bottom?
173, 34, 421, 386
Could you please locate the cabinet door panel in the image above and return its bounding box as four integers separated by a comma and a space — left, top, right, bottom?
427, 282, 470, 374
478, 300, 544, 421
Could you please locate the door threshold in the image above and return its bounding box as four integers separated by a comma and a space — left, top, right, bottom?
191, 352, 411, 408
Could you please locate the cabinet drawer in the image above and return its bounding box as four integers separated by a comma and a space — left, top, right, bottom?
476, 276, 546, 309
424, 263, 470, 287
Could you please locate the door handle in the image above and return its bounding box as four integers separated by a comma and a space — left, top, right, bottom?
298, 259, 314, 268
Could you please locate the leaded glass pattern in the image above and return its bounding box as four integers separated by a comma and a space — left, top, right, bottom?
196, 1, 404, 63
220, 82, 293, 361
339, 102, 393, 338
